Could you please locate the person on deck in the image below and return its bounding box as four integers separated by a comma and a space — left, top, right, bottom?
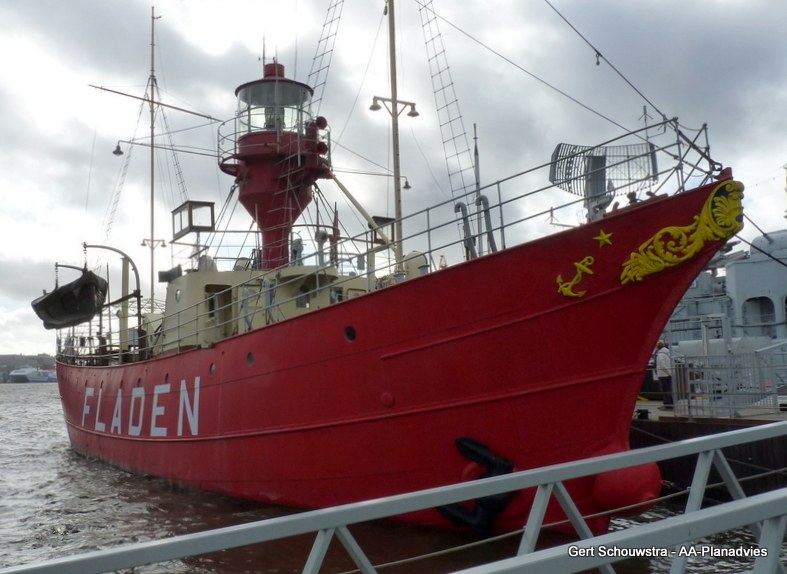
655, 340, 673, 409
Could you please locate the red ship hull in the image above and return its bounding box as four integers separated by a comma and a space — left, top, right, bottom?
55, 176, 743, 534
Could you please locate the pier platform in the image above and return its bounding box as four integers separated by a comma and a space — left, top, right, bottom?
631, 400, 787, 495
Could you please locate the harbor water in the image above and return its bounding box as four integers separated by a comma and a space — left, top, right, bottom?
0, 383, 775, 573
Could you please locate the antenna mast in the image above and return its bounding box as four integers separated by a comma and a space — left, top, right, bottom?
142, 7, 165, 313
387, 0, 405, 268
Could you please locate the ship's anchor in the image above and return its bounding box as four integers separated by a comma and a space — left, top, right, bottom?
437, 437, 514, 534
556, 255, 595, 297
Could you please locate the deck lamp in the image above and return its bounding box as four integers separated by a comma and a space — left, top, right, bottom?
369, 96, 419, 118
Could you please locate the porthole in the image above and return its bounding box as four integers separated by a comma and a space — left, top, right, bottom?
344, 326, 357, 342
247, 352, 255, 365
210, 362, 216, 375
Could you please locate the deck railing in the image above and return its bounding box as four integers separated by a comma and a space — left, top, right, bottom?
2, 420, 786, 574
57, 120, 717, 365
673, 345, 786, 418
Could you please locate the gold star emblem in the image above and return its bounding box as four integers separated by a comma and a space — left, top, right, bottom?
594, 229, 613, 247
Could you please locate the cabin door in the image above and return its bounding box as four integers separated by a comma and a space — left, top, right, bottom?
205, 284, 233, 341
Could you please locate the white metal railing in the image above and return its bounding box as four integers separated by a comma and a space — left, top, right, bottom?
667, 314, 785, 346
674, 348, 785, 418
755, 340, 787, 394
2, 420, 786, 574
217, 106, 316, 163
454, 491, 787, 574
57, 119, 717, 365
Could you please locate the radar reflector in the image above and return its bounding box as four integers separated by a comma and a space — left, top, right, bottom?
549, 142, 658, 220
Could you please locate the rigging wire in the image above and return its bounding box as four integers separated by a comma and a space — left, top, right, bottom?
409, 125, 450, 198
331, 458, 787, 574
736, 225, 787, 270
294, 0, 299, 79
85, 126, 97, 215
541, 0, 667, 122
332, 10, 386, 147
308, 0, 345, 115
312, 184, 363, 259
631, 423, 787, 484
102, 99, 147, 242
413, 0, 630, 134
326, 418, 787, 574
331, 139, 394, 180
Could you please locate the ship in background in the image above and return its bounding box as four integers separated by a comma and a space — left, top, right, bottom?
6, 367, 56, 383
653, 227, 787, 417
31, 1, 744, 535
667, 229, 787, 352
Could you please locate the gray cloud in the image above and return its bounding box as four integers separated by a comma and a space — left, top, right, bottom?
2, 0, 785, 354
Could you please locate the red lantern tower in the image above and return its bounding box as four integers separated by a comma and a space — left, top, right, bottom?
219, 63, 330, 270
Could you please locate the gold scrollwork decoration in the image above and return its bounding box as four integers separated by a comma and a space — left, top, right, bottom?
620, 180, 744, 285
556, 255, 595, 297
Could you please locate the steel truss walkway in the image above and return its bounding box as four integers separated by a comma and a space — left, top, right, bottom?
3, 421, 786, 574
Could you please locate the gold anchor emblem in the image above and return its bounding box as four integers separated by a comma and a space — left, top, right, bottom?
556, 256, 595, 297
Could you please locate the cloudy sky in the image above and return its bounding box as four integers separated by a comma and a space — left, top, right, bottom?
2, 0, 786, 355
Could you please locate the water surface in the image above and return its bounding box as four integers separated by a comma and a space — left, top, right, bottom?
0, 383, 778, 573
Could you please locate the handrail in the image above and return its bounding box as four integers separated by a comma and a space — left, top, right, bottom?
669, 345, 786, 418
456, 489, 787, 573
57, 121, 717, 364
756, 340, 787, 355
3, 420, 787, 574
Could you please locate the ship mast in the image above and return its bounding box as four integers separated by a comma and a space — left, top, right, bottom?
142, 7, 164, 313
370, 0, 419, 268
387, 0, 404, 268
